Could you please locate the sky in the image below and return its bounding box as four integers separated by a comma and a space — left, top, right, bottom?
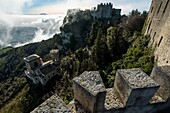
0, 0, 152, 15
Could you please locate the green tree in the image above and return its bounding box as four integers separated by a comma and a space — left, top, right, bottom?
92, 28, 110, 69
106, 27, 128, 60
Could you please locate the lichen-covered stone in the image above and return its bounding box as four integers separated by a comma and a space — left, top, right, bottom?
73, 71, 106, 96
31, 94, 72, 113
105, 88, 124, 110
118, 68, 159, 89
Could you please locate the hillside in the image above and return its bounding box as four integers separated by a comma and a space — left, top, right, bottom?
0, 9, 154, 113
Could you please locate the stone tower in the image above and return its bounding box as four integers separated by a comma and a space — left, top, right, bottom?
145, 0, 170, 66
97, 3, 113, 18
50, 49, 59, 65
24, 54, 43, 75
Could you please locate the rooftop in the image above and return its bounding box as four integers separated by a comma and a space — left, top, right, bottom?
31, 94, 72, 113
117, 68, 159, 89
73, 71, 106, 96
24, 54, 40, 62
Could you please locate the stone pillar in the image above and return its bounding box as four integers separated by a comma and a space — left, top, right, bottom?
114, 68, 160, 107
73, 71, 106, 113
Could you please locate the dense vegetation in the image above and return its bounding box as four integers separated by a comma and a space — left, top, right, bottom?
0, 9, 154, 113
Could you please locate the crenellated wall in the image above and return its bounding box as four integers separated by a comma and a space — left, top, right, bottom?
91, 3, 121, 19
31, 67, 170, 113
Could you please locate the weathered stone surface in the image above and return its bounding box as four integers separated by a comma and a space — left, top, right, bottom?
145, 0, 170, 66
114, 68, 160, 107
104, 88, 124, 110
68, 100, 87, 113
73, 71, 106, 96
119, 68, 159, 89
150, 66, 170, 101
31, 94, 72, 113
73, 71, 106, 113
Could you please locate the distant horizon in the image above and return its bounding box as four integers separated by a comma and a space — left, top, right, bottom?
0, 0, 151, 15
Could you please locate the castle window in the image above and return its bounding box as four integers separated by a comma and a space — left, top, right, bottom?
147, 21, 152, 32
163, 0, 169, 14
158, 36, 163, 47
157, 2, 163, 14
151, 6, 154, 13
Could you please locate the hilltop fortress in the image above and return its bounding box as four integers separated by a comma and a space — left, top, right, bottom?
91, 3, 121, 19
27, 1, 170, 113
66, 3, 121, 19
145, 0, 170, 66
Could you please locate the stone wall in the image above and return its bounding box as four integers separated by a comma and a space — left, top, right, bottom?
31, 94, 72, 113
150, 66, 170, 101
31, 67, 170, 113
145, 0, 170, 66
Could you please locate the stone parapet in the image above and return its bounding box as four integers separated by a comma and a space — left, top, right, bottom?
114, 68, 160, 107
31, 94, 72, 113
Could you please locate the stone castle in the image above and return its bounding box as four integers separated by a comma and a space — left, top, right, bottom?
26, 1, 170, 113
31, 67, 170, 113
66, 3, 121, 19
24, 49, 59, 85
145, 0, 170, 66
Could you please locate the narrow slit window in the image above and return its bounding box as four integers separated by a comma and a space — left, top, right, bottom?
163, 0, 169, 14
158, 36, 163, 47
151, 6, 154, 13
147, 21, 152, 33
157, 2, 163, 14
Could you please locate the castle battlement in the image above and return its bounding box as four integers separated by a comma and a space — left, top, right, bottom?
91, 3, 121, 19
31, 67, 170, 113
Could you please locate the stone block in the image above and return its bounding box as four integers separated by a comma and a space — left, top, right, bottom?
31, 94, 72, 113
73, 71, 106, 113
114, 68, 160, 107
150, 66, 170, 101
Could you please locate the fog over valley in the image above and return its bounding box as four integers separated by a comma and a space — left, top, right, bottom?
0, 14, 64, 48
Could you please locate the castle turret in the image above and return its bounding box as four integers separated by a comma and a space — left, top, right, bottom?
50, 49, 60, 65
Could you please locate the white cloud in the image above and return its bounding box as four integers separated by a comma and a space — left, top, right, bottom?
0, 0, 33, 14
0, 0, 33, 26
